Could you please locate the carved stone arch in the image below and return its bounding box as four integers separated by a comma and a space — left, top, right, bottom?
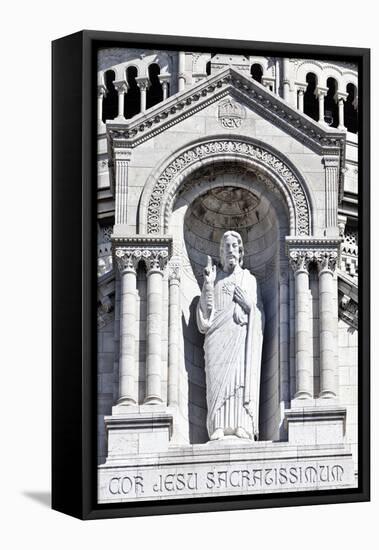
295, 60, 324, 85
124, 62, 139, 80
139, 137, 313, 236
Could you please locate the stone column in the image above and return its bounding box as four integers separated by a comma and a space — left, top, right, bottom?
316, 86, 328, 124
136, 77, 150, 113
315, 250, 339, 398
178, 51, 186, 91
279, 268, 290, 405
168, 257, 181, 406
323, 155, 340, 231
114, 248, 139, 406
159, 74, 171, 101
97, 84, 107, 125
289, 250, 312, 399
297, 84, 307, 112
337, 91, 348, 130
114, 148, 132, 226
282, 58, 290, 102
144, 249, 169, 404
113, 80, 128, 120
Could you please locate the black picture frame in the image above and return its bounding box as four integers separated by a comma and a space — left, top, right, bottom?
52, 30, 370, 520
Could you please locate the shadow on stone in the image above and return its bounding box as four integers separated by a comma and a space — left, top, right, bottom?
182, 296, 208, 445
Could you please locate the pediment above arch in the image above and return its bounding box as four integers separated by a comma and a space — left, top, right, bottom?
106, 66, 346, 158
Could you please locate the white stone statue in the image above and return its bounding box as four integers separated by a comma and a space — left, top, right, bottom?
196, 231, 265, 441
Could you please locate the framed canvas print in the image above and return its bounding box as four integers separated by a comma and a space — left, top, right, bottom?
52, 30, 370, 520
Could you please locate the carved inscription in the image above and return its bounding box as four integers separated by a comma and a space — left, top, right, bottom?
99, 462, 349, 502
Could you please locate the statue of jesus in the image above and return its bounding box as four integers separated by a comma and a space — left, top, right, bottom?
196, 231, 265, 441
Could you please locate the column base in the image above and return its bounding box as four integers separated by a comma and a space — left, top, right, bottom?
319, 390, 337, 399
285, 404, 346, 445
104, 407, 173, 462
294, 391, 312, 400
114, 397, 137, 409
144, 396, 164, 405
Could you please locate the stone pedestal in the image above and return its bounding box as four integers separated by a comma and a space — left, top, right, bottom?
285, 404, 346, 445
105, 407, 174, 462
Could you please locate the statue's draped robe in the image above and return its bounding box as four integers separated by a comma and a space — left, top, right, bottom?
197, 265, 264, 439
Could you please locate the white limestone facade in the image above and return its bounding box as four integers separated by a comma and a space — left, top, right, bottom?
96, 49, 359, 503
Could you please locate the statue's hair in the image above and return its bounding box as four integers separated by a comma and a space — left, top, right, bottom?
220, 230, 244, 267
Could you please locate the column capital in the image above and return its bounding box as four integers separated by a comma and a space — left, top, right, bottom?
314, 249, 339, 273
168, 256, 181, 283
114, 248, 140, 274
113, 147, 132, 162
316, 86, 328, 97
136, 76, 150, 90
286, 237, 342, 272
158, 73, 171, 85
295, 82, 307, 94
113, 80, 129, 94
288, 249, 312, 273
144, 248, 169, 274
113, 236, 173, 274
261, 76, 275, 89
323, 154, 340, 168
337, 91, 349, 103
98, 84, 107, 98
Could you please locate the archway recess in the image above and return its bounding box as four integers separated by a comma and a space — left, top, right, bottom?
166, 163, 290, 443
138, 137, 313, 237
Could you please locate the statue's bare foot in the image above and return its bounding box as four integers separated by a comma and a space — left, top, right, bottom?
235, 427, 250, 439
210, 428, 224, 440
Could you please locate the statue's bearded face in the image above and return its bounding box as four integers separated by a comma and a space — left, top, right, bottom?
223, 235, 240, 270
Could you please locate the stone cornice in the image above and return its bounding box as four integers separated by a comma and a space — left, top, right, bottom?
112, 235, 173, 247
106, 67, 346, 158
286, 237, 342, 251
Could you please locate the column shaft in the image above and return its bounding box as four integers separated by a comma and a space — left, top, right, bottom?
282, 58, 290, 102
317, 252, 338, 398
118, 270, 137, 405
178, 51, 186, 91
168, 274, 180, 406
338, 98, 345, 129
318, 92, 325, 123
115, 158, 128, 225
295, 270, 312, 398
117, 91, 124, 118
98, 93, 103, 123
140, 88, 147, 113
279, 271, 290, 404
145, 270, 164, 403
323, 156, 339, 230
298, 90, 304, 112
291, 255, 312, 399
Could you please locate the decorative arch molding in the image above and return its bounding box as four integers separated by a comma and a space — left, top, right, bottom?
295, 60, 358, 91
139, 137, 313, 236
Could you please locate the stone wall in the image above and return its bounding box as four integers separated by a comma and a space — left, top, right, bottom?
338, 319, 358, 470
